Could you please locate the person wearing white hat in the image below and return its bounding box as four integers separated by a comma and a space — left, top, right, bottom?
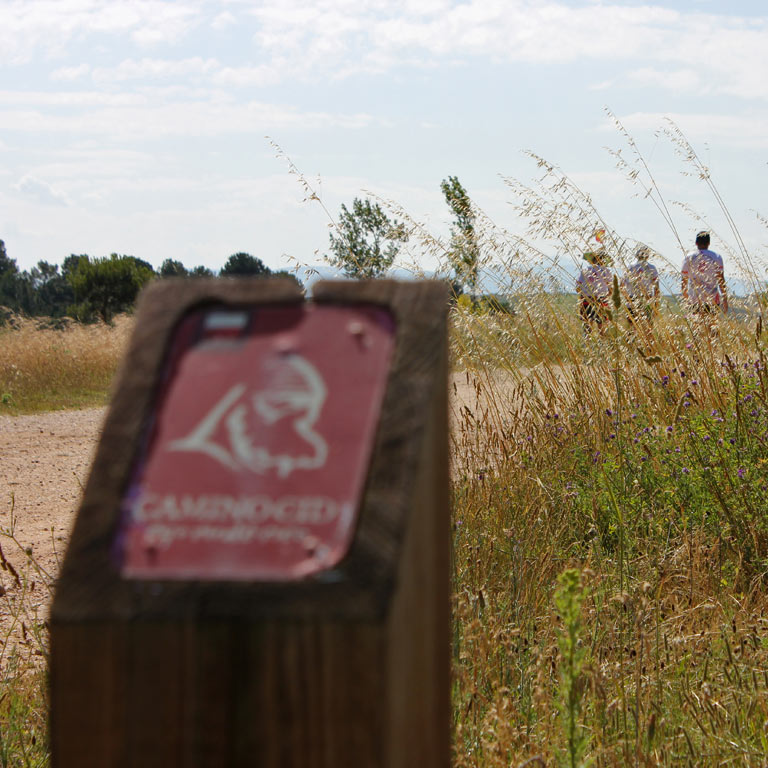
576, 249, 612, 335
622, 244, 660, 336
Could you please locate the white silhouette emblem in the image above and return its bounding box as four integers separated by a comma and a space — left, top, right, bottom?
168, 354, 328, 477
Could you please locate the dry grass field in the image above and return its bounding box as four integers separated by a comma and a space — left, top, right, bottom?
3, 287, 768, 766
0, 313, 131, 414
450, 294, 768, 767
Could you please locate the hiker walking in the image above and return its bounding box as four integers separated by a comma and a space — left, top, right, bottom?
622, 244, 660, 338
681, 231, 728, 320
576, 250, 612, 335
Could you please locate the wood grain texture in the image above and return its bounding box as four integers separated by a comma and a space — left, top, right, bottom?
51, 278, 450, 767
385, 334, 450, 768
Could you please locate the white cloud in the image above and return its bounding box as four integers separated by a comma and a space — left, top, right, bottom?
237, 0, 768, 102
0, 0, 202, 64
0, 90, 147, 107
5, 1, 766, 102
245, 1, 688, 75
608, 111, 768, 149
51, 64, 92, 81
14, 175, 71, 206
212, 10, 236, 30
212, 64, 279, 87
589, 79, 616, 91
628, 68, 704, 94
91, 57, 220, 83
0, 90, 375, 140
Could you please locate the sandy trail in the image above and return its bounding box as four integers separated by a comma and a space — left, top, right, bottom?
0, 371, 524, 642
0, 408, 105, 650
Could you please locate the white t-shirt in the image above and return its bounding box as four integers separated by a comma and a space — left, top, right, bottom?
576, 264, 612, 301
681, 249, 724, 305
622, 261, 658, 300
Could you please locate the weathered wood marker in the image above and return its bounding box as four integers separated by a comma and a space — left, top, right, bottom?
51, 279, 449, 767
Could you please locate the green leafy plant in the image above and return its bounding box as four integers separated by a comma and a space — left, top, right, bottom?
555, 569, 590, 768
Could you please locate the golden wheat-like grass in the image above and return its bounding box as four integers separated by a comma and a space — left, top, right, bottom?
449, 289, 768, 766
0, 314, 133, 413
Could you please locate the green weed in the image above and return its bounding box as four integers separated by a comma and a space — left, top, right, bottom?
0, 499, 52, 767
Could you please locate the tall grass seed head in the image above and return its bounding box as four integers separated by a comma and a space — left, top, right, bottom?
612, 274, 621, 309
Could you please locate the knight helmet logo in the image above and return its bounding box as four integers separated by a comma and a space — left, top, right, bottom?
168, 354, 328, 478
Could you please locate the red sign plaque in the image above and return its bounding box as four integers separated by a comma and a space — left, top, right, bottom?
115, 303, 395, 581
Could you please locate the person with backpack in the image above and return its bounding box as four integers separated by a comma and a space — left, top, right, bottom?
622, 244, 660, 337
576, 249, 612, 335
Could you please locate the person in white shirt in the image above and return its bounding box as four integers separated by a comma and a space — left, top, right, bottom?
681, 231, 728, 316
576, 250, 612, 335
622, 244, 660, 333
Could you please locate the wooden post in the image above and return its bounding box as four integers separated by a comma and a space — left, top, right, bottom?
51, 278, 450, 767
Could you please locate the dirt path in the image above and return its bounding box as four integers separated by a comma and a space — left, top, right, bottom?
0, 408, 105, 650
0, 408, 105, 561
0, 374, 507, 640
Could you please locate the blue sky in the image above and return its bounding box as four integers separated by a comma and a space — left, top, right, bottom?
2, 0, 768, 292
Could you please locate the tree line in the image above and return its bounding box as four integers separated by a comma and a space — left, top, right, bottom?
1, 174, 485, 324
0, 247, 297, 323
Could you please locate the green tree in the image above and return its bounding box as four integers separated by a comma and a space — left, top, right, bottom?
0, 239, 22, 309
159, 259, 189, 278
327, 197, 408, 279
440, 176, 479, 293
271, 270, 304, 289
190, 265, 214, 278
67, 254, 155, 322
220, 253, 271, 277
131, 256, 156, 274
29, 261, 74, 316
62, 254, 89, 281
